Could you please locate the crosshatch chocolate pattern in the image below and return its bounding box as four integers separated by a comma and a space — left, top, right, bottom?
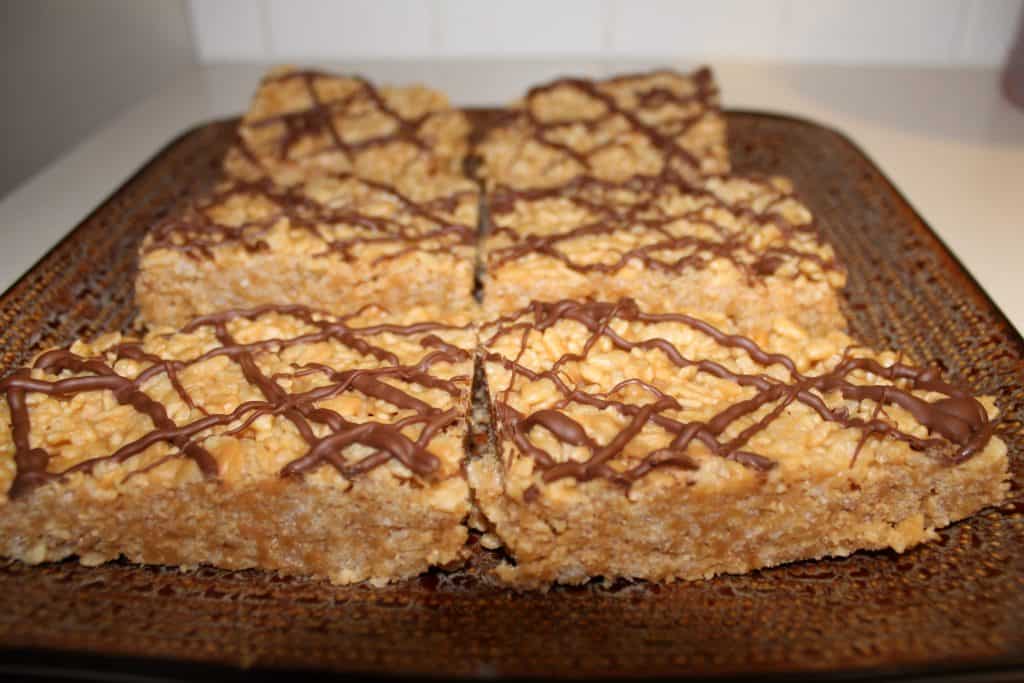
0, 304, 475, 499
0, 113, 1022, 679
482, 298, 995, 484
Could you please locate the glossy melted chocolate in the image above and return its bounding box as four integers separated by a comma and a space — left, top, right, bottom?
0, 305, 471, 499
485, 299, 994, 488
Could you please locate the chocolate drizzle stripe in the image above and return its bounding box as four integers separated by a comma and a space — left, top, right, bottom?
486, 171, 836, 282
479, 70, 831, 292
0, 304, 472, 499
142, 175, 476, 262
234, 69, 454, 172
483, 67, 724, 188
485, 299, 994, 489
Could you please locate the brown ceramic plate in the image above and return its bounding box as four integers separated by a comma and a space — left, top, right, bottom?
0, 112, 1021, 681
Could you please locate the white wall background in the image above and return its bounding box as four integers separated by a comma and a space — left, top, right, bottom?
189, 0, 1024, 67
0, 0, 194, 198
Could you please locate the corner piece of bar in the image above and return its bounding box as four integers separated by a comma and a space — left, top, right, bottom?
0, 303, 477, 585
136, 173, 479, 329
477, 67, 730, 190
483, 172, 847, 342
223, 65, 471, 188
468, 298, 1008, 587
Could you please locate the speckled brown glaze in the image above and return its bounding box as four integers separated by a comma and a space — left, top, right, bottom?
0, 113, 1021, 679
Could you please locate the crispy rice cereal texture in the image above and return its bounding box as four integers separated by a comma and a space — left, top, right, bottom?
0, 305, 477, 585
478, 68, 730, 190
135, 174, 479, 329
468, 299, 1008, 588
224, 66, 471, 188
483, 173, 847, 342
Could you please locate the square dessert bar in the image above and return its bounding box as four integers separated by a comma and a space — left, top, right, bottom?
483, 173, 847, 343
136, 172, 479, 329
0, 304, 477, 585
224, 66, 471, 187
477, 67, 730, 190
468, 299, 1008, 587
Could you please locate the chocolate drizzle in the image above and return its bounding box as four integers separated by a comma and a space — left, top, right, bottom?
483, 67, 725, 186
487, 173, 837, 282
478, 69, 838, 289
142, 176, 476, 262
232, 69, 461, 179
485, 299, 995, 489
0, 305, 471, 499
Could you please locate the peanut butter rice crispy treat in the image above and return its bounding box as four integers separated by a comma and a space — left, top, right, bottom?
0, 304, 476, 585
483, 173, 847, 342
477, 68, 729, 190
136, 173, 479, 329
225, 66, 471, 187
468, 299, 1007, 588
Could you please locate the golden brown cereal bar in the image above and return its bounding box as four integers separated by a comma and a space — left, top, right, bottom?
224, 66, 471, 188
0, 304, 476, 585
477, 67, 730, 190
483, 173, 847, 343
468, 299, 1008, 587
136, 173, 479, 329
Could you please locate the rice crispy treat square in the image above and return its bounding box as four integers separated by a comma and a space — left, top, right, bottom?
468, 299, 1008, 588
136, 173, 479, 329
224, 66, 472, 188
483, 173, 847, 343
477, 67, 730, 190
0, 304, 477, 585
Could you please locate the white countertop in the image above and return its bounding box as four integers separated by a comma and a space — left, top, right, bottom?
2, 61, 1022, 331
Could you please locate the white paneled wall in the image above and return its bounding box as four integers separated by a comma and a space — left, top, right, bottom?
438, 0, 605, 56
188, 0, 1024, 66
